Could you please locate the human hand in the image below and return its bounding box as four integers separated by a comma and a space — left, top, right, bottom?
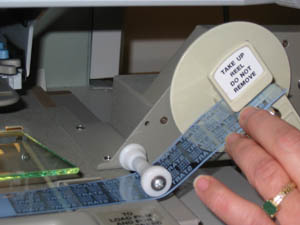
194, 107, 300, 225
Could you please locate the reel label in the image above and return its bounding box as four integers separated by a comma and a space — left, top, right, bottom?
214, 46, 264, 100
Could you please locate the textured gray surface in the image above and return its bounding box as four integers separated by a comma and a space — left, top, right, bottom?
111, 75, 155, 138
116, 75, 157, 95
180, 167, 263, 225
0, 89, 124, 179
69, 86, 113, 123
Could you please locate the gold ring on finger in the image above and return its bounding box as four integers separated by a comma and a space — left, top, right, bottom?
262, 182, 296, 218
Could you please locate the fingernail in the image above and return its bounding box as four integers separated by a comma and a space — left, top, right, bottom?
239, 107, 258, 126
193, 175, 210, 192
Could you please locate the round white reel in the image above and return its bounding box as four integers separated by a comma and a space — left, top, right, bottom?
170, 22, 290, 133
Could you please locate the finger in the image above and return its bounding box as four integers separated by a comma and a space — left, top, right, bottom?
193, 175, 274, 225
226, 132, 300, 224
239, 106, 300, 187
226, 133, 290, 199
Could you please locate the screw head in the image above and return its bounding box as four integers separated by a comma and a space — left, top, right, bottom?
160, 116, 168, 124
103, 155, 111, 161
21, 153, 30, 161
151, 176, 166, 191
76, 124, 85, 131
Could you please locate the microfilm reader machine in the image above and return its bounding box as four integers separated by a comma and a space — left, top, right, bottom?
1, 1, 300, 225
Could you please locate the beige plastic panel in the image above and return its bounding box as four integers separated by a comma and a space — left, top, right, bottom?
170, 22, 291, 133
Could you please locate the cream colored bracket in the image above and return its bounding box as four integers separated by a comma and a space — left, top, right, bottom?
209, 42, 273, 112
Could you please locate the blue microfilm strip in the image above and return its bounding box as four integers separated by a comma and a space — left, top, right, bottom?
0, 84, 286, 218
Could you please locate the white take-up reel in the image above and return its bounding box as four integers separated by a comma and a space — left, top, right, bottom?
170, 22, 300, 133
118, 22, 300, 197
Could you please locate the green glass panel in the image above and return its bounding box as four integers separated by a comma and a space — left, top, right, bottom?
0, 130, 79, 181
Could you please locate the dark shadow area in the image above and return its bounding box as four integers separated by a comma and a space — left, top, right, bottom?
0, 9, 44, 27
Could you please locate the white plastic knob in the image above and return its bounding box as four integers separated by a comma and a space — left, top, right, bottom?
141, 165, 172, 197
119, 143, 172, 197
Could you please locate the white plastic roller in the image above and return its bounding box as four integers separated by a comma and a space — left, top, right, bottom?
119, 143, 172, 197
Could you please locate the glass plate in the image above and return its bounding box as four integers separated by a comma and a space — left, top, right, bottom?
0, 128, 79, 181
